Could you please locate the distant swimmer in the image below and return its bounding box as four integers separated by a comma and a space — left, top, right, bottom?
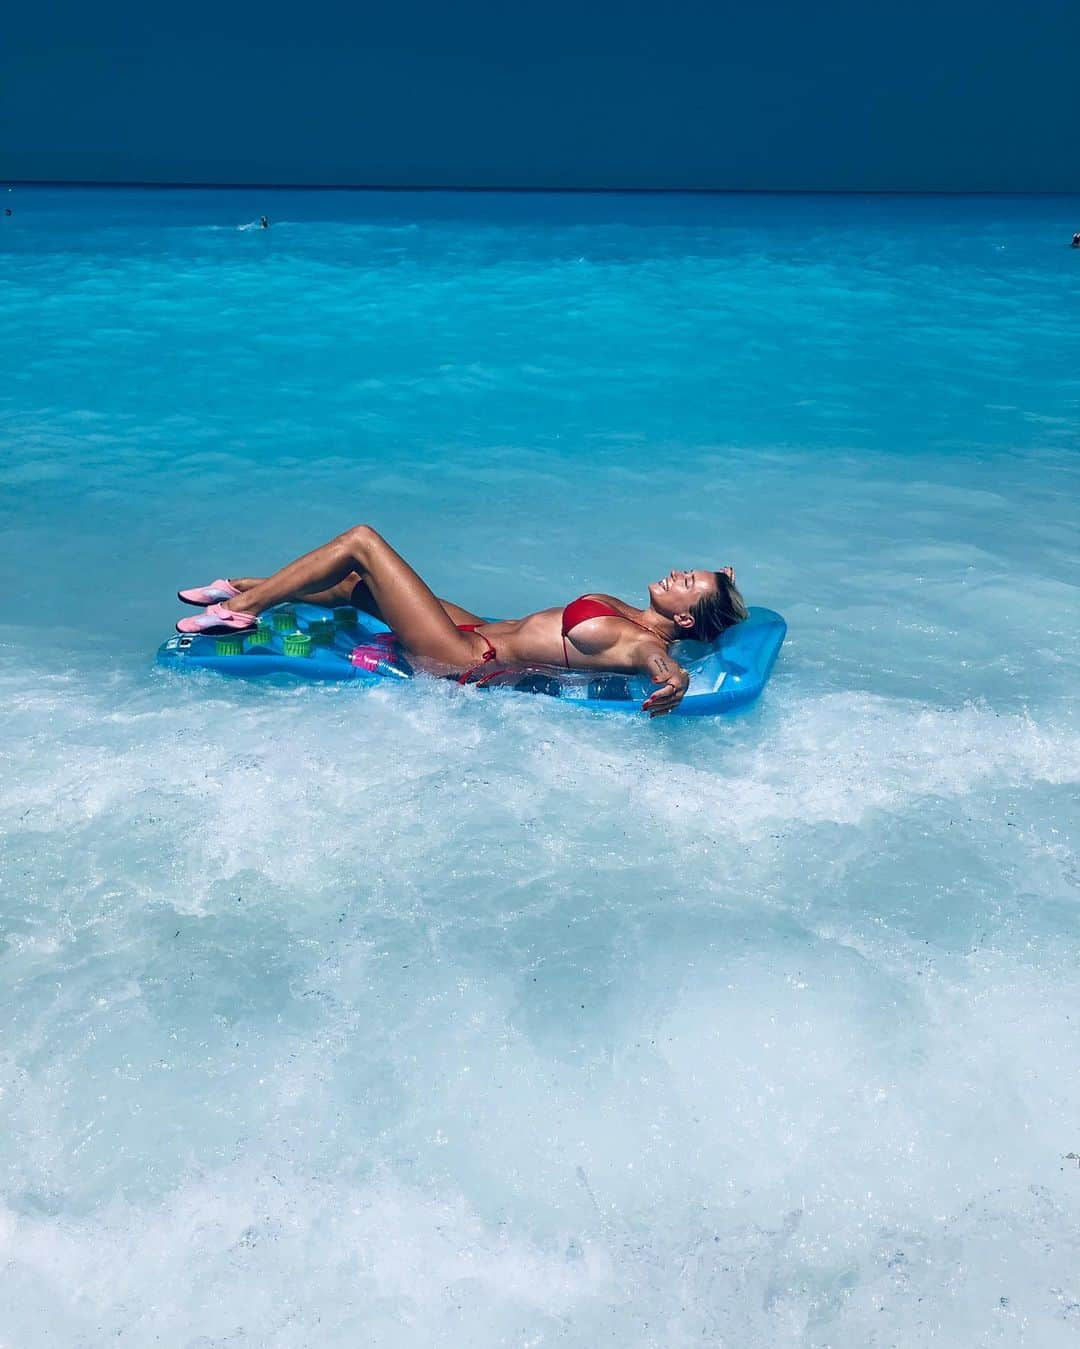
238, 216, 269, 232
260, 215, 269, 229
1072, 232, 1080, 249
3, 208, 10, 217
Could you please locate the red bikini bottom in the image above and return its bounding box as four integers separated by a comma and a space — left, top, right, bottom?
455, 623, 504, 686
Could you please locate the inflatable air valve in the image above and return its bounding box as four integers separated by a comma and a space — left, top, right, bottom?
350, 644, 411, 679
308, 618, 335, 647
272, 609, 297, 633
333, 606, 359, 629
283, 632, 313, 658
215, 637, 245, 657
248, 622, 273, 646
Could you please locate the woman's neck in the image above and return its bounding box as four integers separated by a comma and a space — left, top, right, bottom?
632, 604, 676, 643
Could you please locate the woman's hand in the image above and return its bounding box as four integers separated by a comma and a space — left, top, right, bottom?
641, 652, 690, 717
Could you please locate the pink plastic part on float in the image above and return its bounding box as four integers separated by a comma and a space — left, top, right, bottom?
350, 643, 393, 672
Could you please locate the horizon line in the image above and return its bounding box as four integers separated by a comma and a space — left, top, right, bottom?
5, 179, 1080, 198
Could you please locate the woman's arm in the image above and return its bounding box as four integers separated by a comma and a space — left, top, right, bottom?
636, 639, 690, 717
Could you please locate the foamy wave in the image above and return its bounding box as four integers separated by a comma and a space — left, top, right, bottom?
1, 667, 1075, 876
2, 947, 1078, 1347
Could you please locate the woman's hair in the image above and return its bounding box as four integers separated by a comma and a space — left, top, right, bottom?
686, 572, 749, 642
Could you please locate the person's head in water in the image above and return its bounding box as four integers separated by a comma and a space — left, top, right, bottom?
1072, 232, 1080, 248
648, 568, 748, 642
3, 208, 10, 217
260, 215, 269, 229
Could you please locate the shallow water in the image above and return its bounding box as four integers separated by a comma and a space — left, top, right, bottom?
1, 187, 1079, 1346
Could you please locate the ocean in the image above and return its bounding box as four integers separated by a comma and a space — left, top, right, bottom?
1, 186, 1078, 1346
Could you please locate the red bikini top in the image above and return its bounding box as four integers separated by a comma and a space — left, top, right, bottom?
560, 595, 659, 668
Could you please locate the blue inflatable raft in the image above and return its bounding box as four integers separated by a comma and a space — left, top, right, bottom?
156, 603, 786, 716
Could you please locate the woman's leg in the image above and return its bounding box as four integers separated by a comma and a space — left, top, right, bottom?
227, 572, 483, 625
229, 574, 360, 609
224, 526, 488, 666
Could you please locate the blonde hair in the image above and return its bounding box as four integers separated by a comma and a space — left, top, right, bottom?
688, 572, 748, 642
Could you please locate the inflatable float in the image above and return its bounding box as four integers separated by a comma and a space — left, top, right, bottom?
156, 603, 786, 716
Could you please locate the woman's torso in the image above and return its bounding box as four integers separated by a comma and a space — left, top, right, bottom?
473, 595, 661, 672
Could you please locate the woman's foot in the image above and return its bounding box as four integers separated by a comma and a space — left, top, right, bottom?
177, 578, 241, 607
176, 603, 257, 636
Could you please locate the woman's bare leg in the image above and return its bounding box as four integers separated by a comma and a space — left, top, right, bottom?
346, 577, 483, 627
222, 526, 488, 666
224, 572, 482, 624
228, 574, 359, 609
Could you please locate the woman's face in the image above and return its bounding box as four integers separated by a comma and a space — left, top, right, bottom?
648, 568, 718, 619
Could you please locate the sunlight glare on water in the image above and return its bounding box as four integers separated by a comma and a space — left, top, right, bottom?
1, 187, 1079, 1346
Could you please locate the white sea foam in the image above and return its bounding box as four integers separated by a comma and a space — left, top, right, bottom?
2, 659, 1078, 1343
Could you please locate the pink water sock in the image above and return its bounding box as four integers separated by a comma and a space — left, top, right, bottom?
177, 578, 242, 608
176, 603, 258, 636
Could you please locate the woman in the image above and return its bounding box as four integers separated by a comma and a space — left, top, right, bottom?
176, 524, 748, 716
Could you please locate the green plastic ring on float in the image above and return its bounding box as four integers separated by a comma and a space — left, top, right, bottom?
283, 632, 313, 657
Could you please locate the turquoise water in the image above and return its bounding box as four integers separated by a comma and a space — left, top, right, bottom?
1, 187, 1079, 1346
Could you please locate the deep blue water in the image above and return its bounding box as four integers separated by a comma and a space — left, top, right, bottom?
1, 187, 1079, 1346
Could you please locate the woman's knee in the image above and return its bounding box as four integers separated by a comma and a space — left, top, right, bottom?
342, 523, 381, 560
